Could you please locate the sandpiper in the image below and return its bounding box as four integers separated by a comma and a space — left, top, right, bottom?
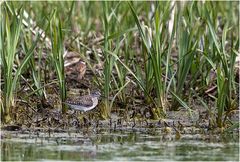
63, 91, 101, 112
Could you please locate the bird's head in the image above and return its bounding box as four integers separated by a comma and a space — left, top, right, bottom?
91, 91, 101, 98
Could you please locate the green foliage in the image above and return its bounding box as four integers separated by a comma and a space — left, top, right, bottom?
49, 11, 67, 113
1, 2, 39, 123
0, 1, 238, 127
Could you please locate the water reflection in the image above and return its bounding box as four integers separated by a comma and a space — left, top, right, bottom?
1, 129, 239, 161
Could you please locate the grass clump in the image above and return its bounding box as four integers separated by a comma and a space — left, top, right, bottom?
1, 3, 39, 123
0, 1, 238, 130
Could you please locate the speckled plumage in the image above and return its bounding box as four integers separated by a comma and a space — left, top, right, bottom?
63, 91, 101, 112
66, 95, 94, 107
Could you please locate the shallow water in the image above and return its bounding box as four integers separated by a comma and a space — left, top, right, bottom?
1, 129, 239, 161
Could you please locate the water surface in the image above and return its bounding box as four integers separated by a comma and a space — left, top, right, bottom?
1, 129, 239, 161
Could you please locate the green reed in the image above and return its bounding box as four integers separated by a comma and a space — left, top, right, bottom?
0, 1, 238, 128
203, 2, 238, 127
49, 11, 67, 113
171, 2, 203, 110
128, 2, 175, 118
1, 3, 39, 123
101, 1, 115, 118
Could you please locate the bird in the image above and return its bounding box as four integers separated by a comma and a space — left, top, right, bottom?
63, 91, 101, 112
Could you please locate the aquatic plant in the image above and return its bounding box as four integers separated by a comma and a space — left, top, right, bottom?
0, 1, 238, 128
0, 3, 39, 123
49, 11, 67, 113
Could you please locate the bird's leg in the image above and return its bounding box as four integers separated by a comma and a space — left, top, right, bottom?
76, 111, 85, 126
75, 111, 90, 127
83, 111, 92, 126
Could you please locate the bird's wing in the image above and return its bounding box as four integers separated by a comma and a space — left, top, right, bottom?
74, 95, 93, 107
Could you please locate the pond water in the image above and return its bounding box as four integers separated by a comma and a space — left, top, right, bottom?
1, 129, 239, 161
